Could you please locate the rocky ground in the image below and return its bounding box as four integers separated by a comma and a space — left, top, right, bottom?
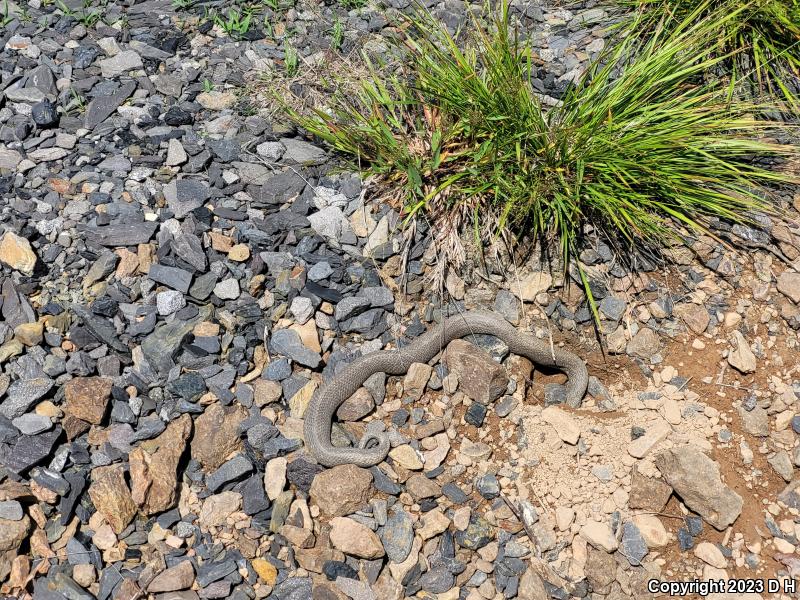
1, 0, 800, 599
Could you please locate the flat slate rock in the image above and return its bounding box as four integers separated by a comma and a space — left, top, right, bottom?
81, 222, 159, 247
84, 81, 137, 130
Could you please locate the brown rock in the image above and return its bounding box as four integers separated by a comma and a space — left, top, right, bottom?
295, 547, 345, 573
254, 379, 282, 406
405, 473, 441, 500
252, 558, 278, 585
14, 322, 43, 347
518, 568, 549, 600
778, 271, 800, 304
115, 248, 139, 277
0, 232, 37, 274
329, 517, 385, 558
629, 469, 672, 512
309, 464, 373, 517
6, 554, 30, 589
0, 515, 30, 552
62, 413, 91, 440
336, 388, 375, 421
227, 244, 250, 262
626, 327, 660, 360
72, 563, 96, 588
727, 331, 756, 374
403, 363, 433, 401
585, 547, 616, 592
64, 377, 113, 424
655, 445, 742, 530
191, 403, 248, 470
130, 414, 192, 515
512, 272, 552, 302
199, 491, 241, 528
279, 524, 315, 548
313, 582, 350, 600
88, 465, 136, 534
444, 339, 509, 404
148, 560, 195, 592
674, 303, 710, 334
115, 577, 143, 600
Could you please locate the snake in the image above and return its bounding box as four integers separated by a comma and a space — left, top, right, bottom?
304, 310, 589, 467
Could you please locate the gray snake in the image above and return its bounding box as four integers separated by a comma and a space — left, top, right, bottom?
304, 310, 589, 467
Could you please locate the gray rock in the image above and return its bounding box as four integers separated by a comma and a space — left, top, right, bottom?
196, 559, 237, 588
495, 396, 517, 417
290, 296, 314, 324
142, 308, 208, 374
592, 465, 614, 482
380, 509, 414, 563
190, 272, 218, 300
5, 86, 46, 103
768, 451, 793, 482
476, 473, 500, 499
494, 290, 519, 325
172, 234, 207, 271
206, 455, 253, 492
465, 402, 487, 427
270, 329, 321, 368
280, 138, 326, 165
620, 522, 647, 566
308, 206, 356, 244
599, 296, 626, 321
364, 372, 386, 405
0, 378, 54, 419
544, 383, 568, 406
417, 567, 454, 594
307, 261, 333, 282
273, 577, 313, 600
213, 278, 240, 300
626, 328, 660, 360
148, 264, 193, 294
99, 50, 143, 77
335, 296, 372, 322
357, 287, 394, 308
163, 179, 211, 219
157, 290, 186, 316
256, 141, 285, 161
82, 221, 158, 246
455, 514, 494, 550
1, 426, 62, 474
0, 500, 24, 521
96, 156, 131, 172
28, 64, 57, 95
84, 81, 137, 129
32, 99, 59, 127
11, 414, 52, 435
738, 405, 769, 436
85, 252, 120, 287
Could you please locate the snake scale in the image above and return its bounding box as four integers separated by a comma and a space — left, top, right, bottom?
304, 310, 589, 467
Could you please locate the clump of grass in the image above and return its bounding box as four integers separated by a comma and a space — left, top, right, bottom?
212, 5, 254, 38
339, 0, 367, 9
623, 0, 800, 111
56, 0, 103, 26
331, 16, 344, 50
284, 40, 299, 76
281, 2, 797, 315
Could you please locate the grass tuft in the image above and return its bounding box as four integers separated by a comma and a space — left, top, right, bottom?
280, 2, 798, 315
621, 0, 800, 111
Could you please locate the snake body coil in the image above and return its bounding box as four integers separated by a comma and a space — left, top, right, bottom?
304, 310, 589, 467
